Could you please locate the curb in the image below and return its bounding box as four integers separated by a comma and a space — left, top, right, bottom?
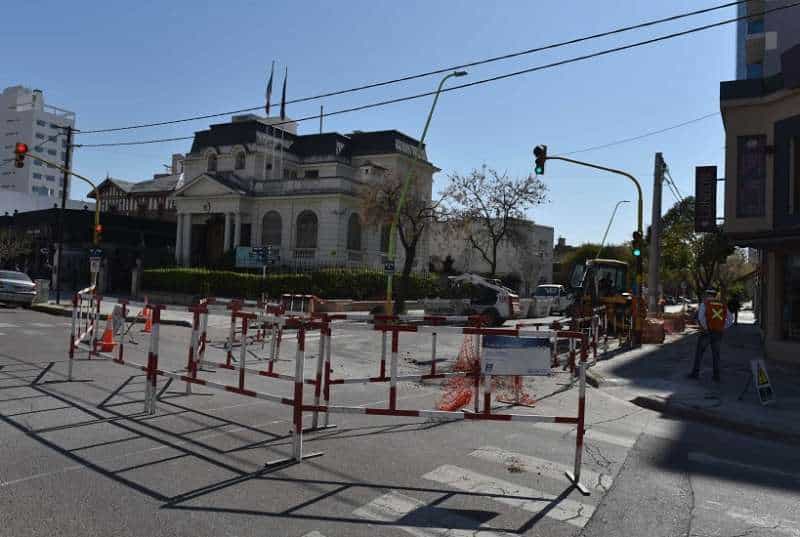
30, 304, 192, 328
630, 395, 800, 446
585, 369, 606, 388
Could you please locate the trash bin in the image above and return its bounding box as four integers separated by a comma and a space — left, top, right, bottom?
34, 279, 50, 304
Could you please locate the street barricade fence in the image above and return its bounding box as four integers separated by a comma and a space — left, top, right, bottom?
66, 294, 593, 493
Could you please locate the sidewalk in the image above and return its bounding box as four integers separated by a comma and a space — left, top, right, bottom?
31, 297, 194, 327
587, 311, 800, 444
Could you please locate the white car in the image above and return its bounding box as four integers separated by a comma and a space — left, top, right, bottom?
534, 284, 574, 315
0, 270, 37, 307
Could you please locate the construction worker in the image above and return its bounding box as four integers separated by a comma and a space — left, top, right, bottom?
688, 289, 734, 382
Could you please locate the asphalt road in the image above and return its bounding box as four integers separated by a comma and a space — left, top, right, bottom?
0, 306, 797, 537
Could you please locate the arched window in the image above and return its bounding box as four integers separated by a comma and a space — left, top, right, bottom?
295, 210, 318, 249
234, 151, 246, 170
261, 211, 282, 246
207, 153, 217, 172
380, 223, 391, 253
347, 213, 362, 251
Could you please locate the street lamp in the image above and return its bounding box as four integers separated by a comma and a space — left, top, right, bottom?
596, 200, 630, 260
384, 70, 467, 315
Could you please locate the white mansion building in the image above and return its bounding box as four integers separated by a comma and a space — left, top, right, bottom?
173, 115, 437, 268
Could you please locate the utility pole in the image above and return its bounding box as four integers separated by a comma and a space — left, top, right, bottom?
54, 126, 73, 305
647, 153, 665, 314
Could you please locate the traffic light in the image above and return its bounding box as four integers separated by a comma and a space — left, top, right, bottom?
533, 145, 547, 175
13, 143, 28, 168
94, 224, 103, 244
632, 231, 642, 257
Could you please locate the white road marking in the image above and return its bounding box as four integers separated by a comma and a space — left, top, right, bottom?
422, 464, 595, 528
689, 452, 800, 483
29, 322, 57, 328
470, 446, 613, 491
702, 504, 800, 537
0, 323, 17, 328
530, 421, 637, 449
353, 490, 517, 537
300, 532, 328, 537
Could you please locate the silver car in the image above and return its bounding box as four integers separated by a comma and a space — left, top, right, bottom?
0, 270, 37, 307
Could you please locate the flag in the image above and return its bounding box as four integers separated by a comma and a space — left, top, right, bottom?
265, 61, 274, 116
280, 67, 288, 120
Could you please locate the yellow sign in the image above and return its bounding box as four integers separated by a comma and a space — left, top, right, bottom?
750, 359, 775, 406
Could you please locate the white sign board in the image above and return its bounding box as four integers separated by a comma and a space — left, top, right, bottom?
89, 256, 101, 274
482, 335, 551, 376
751, 359, 775, 406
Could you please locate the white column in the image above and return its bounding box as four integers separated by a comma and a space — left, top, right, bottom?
175, 214, 184, 264
223, 213, 232, 252
233, 213, 241, 248
183, 213, 192, 266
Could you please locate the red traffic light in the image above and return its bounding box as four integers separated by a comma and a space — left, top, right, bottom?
94, 224, 103, 233
13, 142, 28, 168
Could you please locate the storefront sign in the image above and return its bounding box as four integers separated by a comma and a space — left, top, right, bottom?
695, 166, 717, 232
482, 335, 551, 376
737, 135, 767, 218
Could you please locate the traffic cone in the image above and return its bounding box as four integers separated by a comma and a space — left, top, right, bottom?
141, 307, 152, 333
100, 314, 116, 352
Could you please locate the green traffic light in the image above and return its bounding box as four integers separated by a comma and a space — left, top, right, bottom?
633, 248, 641, 257
535, 166, 544, 175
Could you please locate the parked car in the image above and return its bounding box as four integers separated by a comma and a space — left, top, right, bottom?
534, 284, 574, 315
0, 270, 37, 307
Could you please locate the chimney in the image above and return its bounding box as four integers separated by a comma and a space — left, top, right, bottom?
171, 154, 184, 174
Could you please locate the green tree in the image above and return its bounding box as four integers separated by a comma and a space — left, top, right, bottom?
660, 196, 734, 297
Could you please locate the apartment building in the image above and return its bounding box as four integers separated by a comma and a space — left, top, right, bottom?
0, 86, 75, 200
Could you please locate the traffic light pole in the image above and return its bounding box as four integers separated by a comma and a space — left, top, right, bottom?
20, 152, 101, 245
544, 155, 645, 346
55, 126, 73, 305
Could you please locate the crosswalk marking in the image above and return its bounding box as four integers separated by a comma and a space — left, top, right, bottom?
422, 464, 595, 528
0, 323, 17, 328
300, 532, 328, 537
353, 490, 517, 537
470, 446, 613, 491
530, 421, 637, 449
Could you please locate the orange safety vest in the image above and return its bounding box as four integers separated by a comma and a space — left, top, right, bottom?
704, 299, 727, 332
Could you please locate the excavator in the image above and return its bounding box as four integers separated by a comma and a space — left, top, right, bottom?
567, 258, 633, 334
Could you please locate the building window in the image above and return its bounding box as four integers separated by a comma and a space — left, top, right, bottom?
746, 63, 763, 79
47, 149, 56, 155
234, 151, 246, 170
784, 255, 800, 341
48, 135, 57, 142
207, 153, 217, 172
304, 169, 319, 179
241, 223, 252, 247
33, 159, 42, 166
792, 137, 800, 215
380, 224, 391, 253
36, 120, 46, 127
50, 123, 61, 130
45, 175, 55, 182
261, 211, 282, 246
35, 132, 45, 139
747, 18, 764, 34
736, 135, 767, 218
347, 213, 362, 251
33, 173, 42, 179
295, 210, 318, 249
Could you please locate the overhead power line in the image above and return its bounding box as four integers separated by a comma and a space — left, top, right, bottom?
73, 0, 800, 149
559, 112, 720, 156
76, 0, 749, 136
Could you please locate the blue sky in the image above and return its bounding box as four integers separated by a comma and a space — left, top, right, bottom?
3, 0, 735, 245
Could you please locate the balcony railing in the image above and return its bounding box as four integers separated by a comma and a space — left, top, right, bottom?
293, 248, 316, 259
260, 176, 362, 196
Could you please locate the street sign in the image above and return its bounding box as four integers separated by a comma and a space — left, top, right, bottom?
695, 166, 717, 232
89, 256, 101, 274
384, 261, 395, 274
40, 247, 49, 255
750, 359, 775, 406
482, 336, 551, 376
89, 248, 103, 257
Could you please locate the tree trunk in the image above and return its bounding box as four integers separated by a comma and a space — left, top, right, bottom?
395, 244, 417, 315
489, 240, 499, 277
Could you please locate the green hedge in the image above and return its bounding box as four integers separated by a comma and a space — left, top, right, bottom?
143, 268, 441, 300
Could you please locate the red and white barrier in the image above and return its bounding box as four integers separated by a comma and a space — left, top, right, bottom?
67, 295, 591, 491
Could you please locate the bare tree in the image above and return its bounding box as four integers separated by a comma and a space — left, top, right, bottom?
444, 168, 547, 277
360, 171, 443, 313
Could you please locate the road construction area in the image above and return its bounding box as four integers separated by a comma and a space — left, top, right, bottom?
1, 305, 799, 537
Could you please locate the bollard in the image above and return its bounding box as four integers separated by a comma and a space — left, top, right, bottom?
292, 325, 306, 462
